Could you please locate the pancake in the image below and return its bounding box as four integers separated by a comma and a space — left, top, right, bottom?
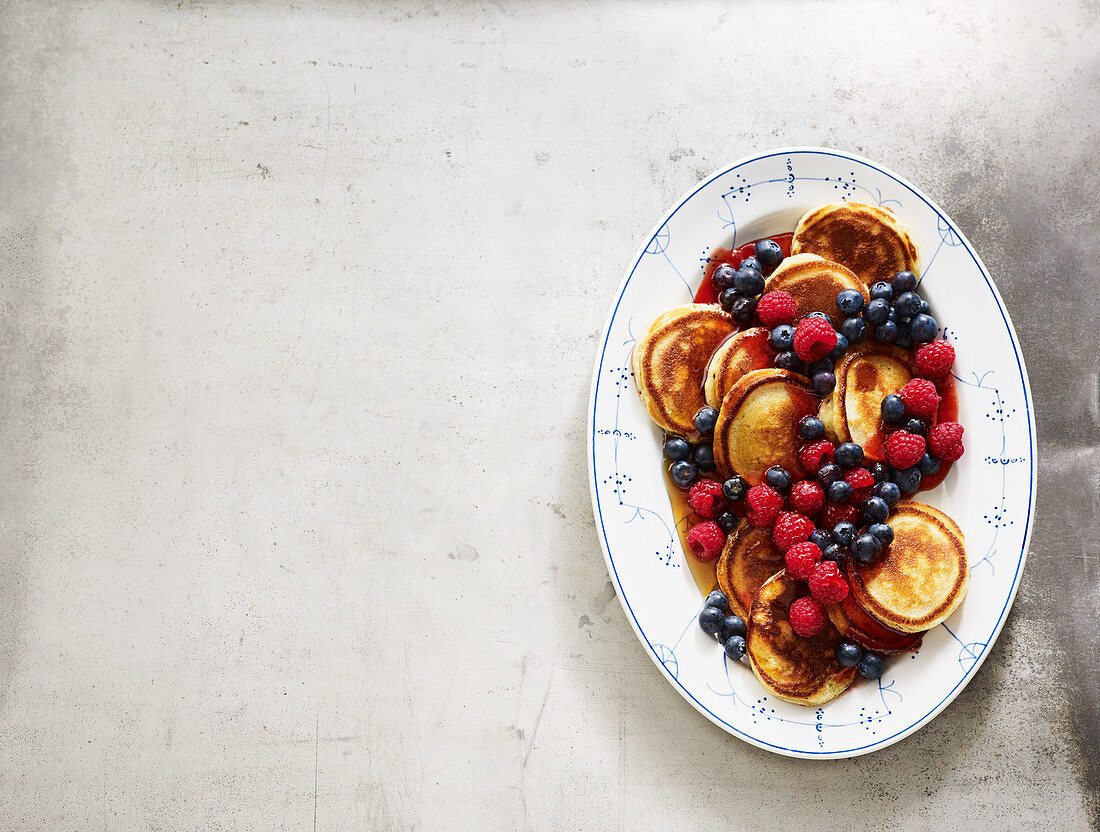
762, 253, 869, 327
703, 327, 772, 410
818, 343, 918, 462
631, 304, 737, 438
716, 519, 785, 619
712, 368, 817, 485
848, 501, 968, 634
747, 570, 858, 706
826, 592, 923, 655
792, 202, 920, 288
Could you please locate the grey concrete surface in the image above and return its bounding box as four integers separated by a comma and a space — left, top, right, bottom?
0, 1, 1097, 829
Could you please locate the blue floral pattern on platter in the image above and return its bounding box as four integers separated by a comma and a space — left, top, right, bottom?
587, 148, 1035, 759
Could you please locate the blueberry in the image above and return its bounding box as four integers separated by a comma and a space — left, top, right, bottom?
734, 267, 765, 296
773, 350, 803, 372
694, 407, 718, 435
836, 289, 865, 317
705, 590, 729, 611
835, 442, 864, 468
874, 320, 898, 343
892, 465, 922, 493
807, 359, 832, 377
719, 614, 747, 641
724, 634, 747, 660
861, 496, 889, 525
851, 532, 882, 563
894, 291, 921, 318
828, 332, 849, 361
731, 295, 758, 323
868, 523, 894, 546
670, 460, 699, 488
880, 394, 906, 425
817, 462, 843, 487
812, 371, 836, 396
699, 605, 724, 636
821, 543, 844, 564
832, 521, 857, 547
799, 416, 825, 441
765, 465, 793, 493
719, 287, 738, 312
870, 281, 895, 302
828, 480, 852, 504
918, 452, 940, 476
863, 298, 890, 325
716, 511, 738, 533
722, 476, 748, 501
740, 256, 762, 274
869, 462, 892, 484
903, 418, 926, 436
909, 313, 938, 342
886, 306, 898, 323
873, 480, 901, 507
836, 642, 863, 668
754, 239, 784, 269
663, 436, 691, 461
894, 324, 913, 350
770, 324, 795, 352
892, 271, 918, 294
858, 652, 884, 680
918, 299, 931, 316
807, 311, 830, 320
693, 444, 715, 471
712, 264, 737, 291
840, 316, 866, 343
809, 529, 832, 550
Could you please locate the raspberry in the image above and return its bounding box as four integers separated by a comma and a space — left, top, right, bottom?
686, 521, 725, 561
793, 317, 839, 362
745, 484, 783, 528
808, 560, 849, 604
772, 511, 815, 550
822, 501, 859, 528
798, 440, 836, 474
929, 421, 965, 463
756, 291, 798, 327
915, 340, 956, 380
885, 430, 927, 469
687, 479, 727, 519
785, 541, 822, 580
899, 378, 941, 419
788, 480, 825, 517
844, 468, 875, 503
788, 596, 827, 638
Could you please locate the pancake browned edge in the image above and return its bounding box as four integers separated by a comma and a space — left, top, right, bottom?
716, 519, 785, 620
747, 570, 858, 706
848, 501, 968, 634
818, 343, 917, 460
792, 202, 920, 288
712, 368, 817, 485
631, 304, 736, 438
703, 327, 771, 410
762, 253, 869, 327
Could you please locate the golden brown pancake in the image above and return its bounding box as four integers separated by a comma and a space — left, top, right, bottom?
848, 501, 968, 633
792, 202, 920, 288
716, 519, 786, 619
762, 253, 869, 327
703, 327, 772, 410
713, 368, 817, 485
631, 304, 737, 438
818, 343, 918, 462
747, 570, 858, 706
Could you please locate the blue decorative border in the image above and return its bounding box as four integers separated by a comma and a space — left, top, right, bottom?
587, 148, 1035, 758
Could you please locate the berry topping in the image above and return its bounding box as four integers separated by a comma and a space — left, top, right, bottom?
764, 465, 793, 493
869, 281, 895, 302
693, 443, 716, 471
719, 614, 746, 641
903, 417, 927, 436
793, 317, 839, 362
712, 264, 737, 291
699, 605, 724, 635
773, 350, 803, 372
893, 465, 923, 494
863, 298, 890, 325
812, 370, 836, 396
821, 543, 844, 564
816, 462, 844, 487
861, 496, 890, 525
694, 406, 719, 435
722, 475, 748, 501
716, 511, 738, 533
850, 532, 883, 564
809, 529, 832, 550
687, 479, 727, 519
809, 560, 849, 604
798, 440, 836, 474
770, 324, 795, 352
880, 393, 906, 425
836, 288, 865, 317
718, 287, 739, 312
799, 416, 826, 441
868, 522, 894, 546
670, 460, 699, 488
836, 642, 863, 667
899, 378, 941, 418
828, 480, 853, 504
756, 291, 798, 327
915, 339, 956, 380
858, 652, 885, 679
868, 461, 892, 484
822, 501, 859, 529
835, 442, 864, 469
828, 332, 849, 361
894, 291, 922, 318
918, 452, 940, 476
789, 480, 826, 517
785, 541, 822, 580
734, 267, 765, 296
663, 435, 691, 461
840, 316, 866, 343
686, 521, 725, 561
754, 239, 784, 269
724, 634, 747, 660
704, 590, 729, 611
831, 520, 858, 547
788, 596, 827, 638
875, 321, 898, 343
909, 313, 939, 342
885, 429, 927, 470
745, 484, 784, 528
929, 421, 965, 462
730, 295, 758, 323
892, 271, 918, 293
772, 511, 816, 551
844, 467, 875, 502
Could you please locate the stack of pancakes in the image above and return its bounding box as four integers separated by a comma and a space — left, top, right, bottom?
631, 201, 967, 706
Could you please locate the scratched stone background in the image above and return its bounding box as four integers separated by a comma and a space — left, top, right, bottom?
0, 1, 1097, 829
